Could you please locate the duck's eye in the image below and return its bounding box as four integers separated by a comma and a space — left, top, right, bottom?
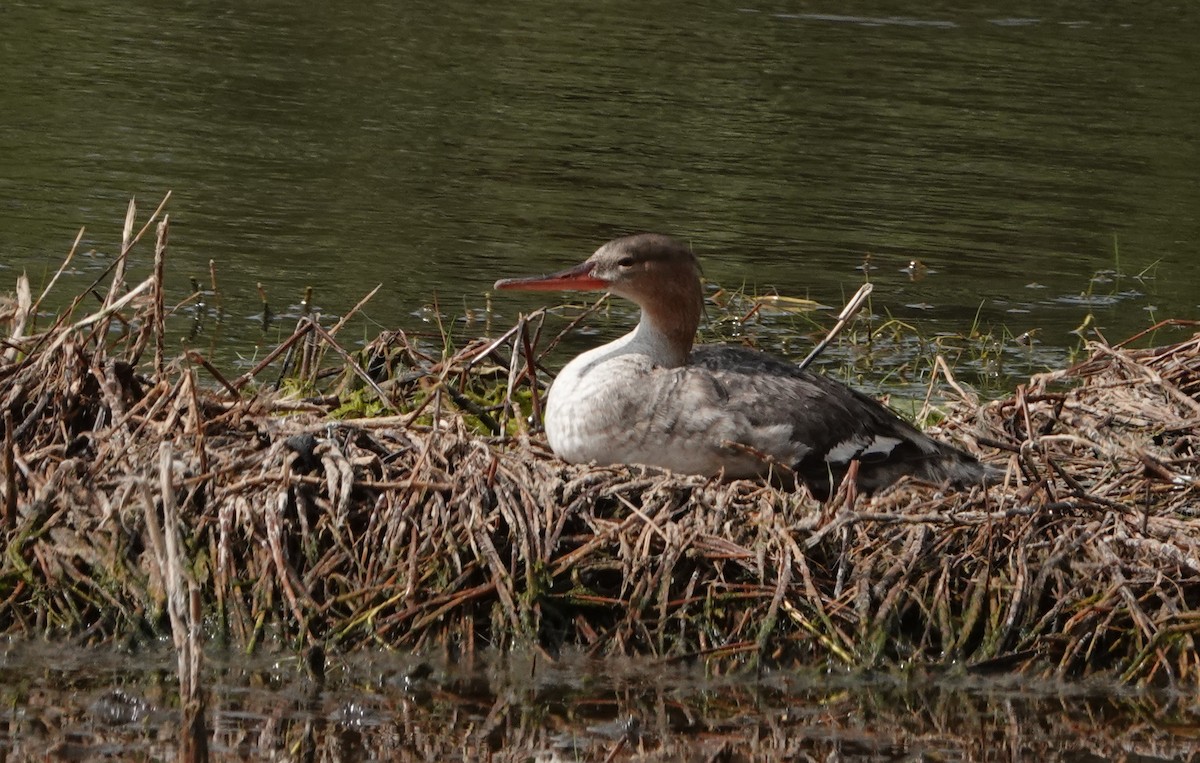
617, 257, 635, 268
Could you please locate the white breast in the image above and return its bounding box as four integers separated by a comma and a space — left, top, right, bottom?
542, 330, 807, 477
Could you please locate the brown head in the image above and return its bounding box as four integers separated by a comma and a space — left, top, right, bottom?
494, 234, 705, 356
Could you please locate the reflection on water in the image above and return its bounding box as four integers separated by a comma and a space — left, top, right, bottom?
1, 1, 1198, 384
2, 642, 1197, 761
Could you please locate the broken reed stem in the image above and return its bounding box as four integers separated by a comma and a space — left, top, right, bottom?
208, 258, 222, 322
103, 197, 136, 313
2, 275, 31, 364
2, 409, 14, 530
139, 441, 207, 761
328, 283, 381, 338
44, 277, 154, 356
30, 226, 83, 317
230, 319, 314, 391
519, 317, 543, 427
185, 350, 240, 399
796, 281, 873, 372
154, 215, 169, 377
256, 282, 271, 330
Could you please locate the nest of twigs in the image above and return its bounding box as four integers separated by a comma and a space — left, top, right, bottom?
2, 206, 1199, 690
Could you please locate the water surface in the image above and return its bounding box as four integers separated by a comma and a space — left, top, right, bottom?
2, 1, 1198, 384
2, 642, 1196, 761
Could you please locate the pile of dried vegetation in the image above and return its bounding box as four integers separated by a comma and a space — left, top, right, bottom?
2, 202, 1198, 692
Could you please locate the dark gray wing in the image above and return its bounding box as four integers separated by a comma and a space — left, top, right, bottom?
690, 345, 993, 497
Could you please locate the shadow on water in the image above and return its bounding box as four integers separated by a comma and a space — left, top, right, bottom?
2, 642, 1197, 761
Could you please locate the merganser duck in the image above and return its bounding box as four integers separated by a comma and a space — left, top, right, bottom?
494, 233, 994, 498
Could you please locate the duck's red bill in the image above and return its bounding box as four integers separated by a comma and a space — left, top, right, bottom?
493, 261, 608, 292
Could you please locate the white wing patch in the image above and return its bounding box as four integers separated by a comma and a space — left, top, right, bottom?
825, 435, 903, 465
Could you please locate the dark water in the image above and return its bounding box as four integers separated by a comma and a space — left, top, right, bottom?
2, 1, 1199, 384
3, 642, 1198, 761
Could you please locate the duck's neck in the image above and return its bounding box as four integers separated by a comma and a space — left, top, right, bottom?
629, 296, 700, 368
614, 316, 684, 368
